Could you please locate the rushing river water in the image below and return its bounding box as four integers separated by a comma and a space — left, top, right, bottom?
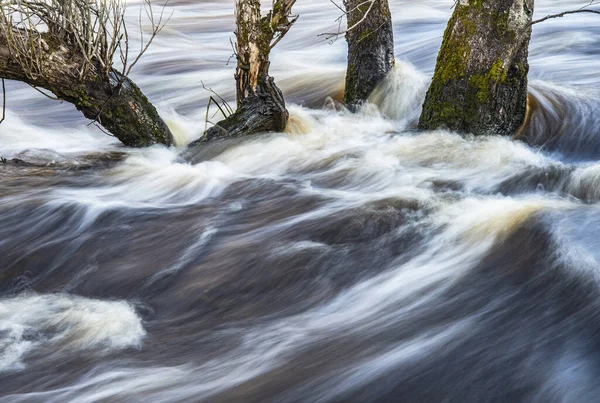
2, 0, 600, 401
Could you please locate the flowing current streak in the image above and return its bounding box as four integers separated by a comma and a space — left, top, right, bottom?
4, 196, 576, 402
2, 0, 600, 401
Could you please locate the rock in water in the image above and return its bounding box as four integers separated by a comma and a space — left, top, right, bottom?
12, 149, 69, 166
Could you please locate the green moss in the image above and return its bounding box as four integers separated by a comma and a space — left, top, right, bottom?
61, 86, 94, 110
356, 1, 371, 14
467, 59, 508, 104
419, 1, 527, 134
428, 1, 495, 89
358, 28, 373, 43
421, 55, 510, 133
343, 60, 356, 105
272, 1, 283, 15
114, 105, 126, 120
489, 59, 507, 82
469, 75, 488, 103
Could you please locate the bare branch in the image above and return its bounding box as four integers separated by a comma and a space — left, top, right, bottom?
201, 81, 234, 116
125, 0, 172, 77
0, 0, 170, 82
28, 84, 61, 100
267, 0, 299, 49
531, 8, 600, 25
319, 0, 376, 41
0, 78, 5, 124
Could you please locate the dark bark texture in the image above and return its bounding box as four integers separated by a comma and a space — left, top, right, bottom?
419, 0, 534, 137
187, 0, 295, 152
190, 77, 286, 147
0, 30, 173, 148
343, 0, 395, 107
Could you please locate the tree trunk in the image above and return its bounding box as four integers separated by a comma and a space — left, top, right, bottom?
419, 0, 534, 137
0, 30, 173, 148
187, 0, 296, 150
343, 0, 395, 108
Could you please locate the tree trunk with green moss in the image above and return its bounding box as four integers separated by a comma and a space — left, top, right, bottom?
419, 0, 534, 136
187, 0, 296, 153
0, 29, 173, 148
343, 0, 395, 108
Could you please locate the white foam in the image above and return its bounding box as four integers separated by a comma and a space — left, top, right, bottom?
49, 146, 238, 209
0, 294, 145, 373
368, 62, 429, 122
566, 163, 600, 201
0, 111, 118, 158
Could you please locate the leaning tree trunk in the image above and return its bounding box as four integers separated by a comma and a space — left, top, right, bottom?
419, 0, 534, 136
188, 0, 296, 149
0, 30, 173, 148
343, 0, 395, 108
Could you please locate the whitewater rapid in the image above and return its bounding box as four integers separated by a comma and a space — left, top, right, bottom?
3, 0, 600, 402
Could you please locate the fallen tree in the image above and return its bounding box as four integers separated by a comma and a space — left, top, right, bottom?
419, 0, 534, 137
0, 0, 173, 147
188, 0, 297, 149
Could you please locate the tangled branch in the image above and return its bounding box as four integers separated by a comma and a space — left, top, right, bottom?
319, 0, 376, 41
265, 0, 298, 50
0, 0, 170, 81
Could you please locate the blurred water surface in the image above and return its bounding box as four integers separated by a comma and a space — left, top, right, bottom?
3, 1, 600, 402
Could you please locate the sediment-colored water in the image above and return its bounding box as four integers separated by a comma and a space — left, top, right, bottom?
2, 1, 600, 401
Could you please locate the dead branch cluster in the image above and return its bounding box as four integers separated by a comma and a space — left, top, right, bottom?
265, 0, 298, 50
320, 0, 376, 41
0, 0, 170, 81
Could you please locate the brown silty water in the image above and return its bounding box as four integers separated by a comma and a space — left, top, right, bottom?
2, 1, 600, 402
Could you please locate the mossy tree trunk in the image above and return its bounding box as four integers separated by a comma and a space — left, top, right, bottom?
343, 0, 395, 108
0, 29, 173, 148
188, 0, 296, 149
419, 0, 534, 136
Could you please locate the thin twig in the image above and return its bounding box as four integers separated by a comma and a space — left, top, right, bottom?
319, 0, 376, 40
125, 0, 172, 77
27, 84, 61, 100
0, 78, 5, 124
203, 97, 229, 133
531, 8, 600, 25
201, 81, 234, 115
93, 122, 115, 137
270, 14, 298, 49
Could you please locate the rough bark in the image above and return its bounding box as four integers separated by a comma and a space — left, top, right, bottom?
343, 0, 395, 107
419, 0, 534, 137
0, 30, 173, 148
187, 0, 296, 150
196, 77, 287, 145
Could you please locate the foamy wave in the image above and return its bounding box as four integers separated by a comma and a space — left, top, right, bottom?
0, 111, 118, 158
49, 147, 238, 208
565, 163, 600, 202
368, 62, 428, 122
434, 195, 575, 244
0, 294, 145, 373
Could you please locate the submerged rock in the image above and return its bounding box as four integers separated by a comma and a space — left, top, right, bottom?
11, 149, 69, 166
